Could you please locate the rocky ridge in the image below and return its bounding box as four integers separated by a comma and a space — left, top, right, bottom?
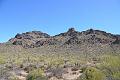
9, 28, 120, 49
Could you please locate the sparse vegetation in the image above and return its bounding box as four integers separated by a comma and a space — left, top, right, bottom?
8, 75, 19, 80
97, 55, 120, 80
27, 68, 47, 80
79, 67, 105, 80
0, 54, 6, 64
0, 29, 120, 80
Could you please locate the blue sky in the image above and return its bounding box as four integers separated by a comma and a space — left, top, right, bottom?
0, 0, 120, 42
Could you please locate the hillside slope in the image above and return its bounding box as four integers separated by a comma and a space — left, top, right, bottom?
0, 28, 120, 80
7, 28, 120, 55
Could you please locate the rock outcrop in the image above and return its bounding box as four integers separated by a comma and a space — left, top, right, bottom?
9, 28, 120, 49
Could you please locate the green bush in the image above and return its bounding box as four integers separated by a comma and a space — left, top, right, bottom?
0, 55, 6, 64
27, 68, 47, 80
98, 55, 120, 80
112, 72, 120, 80
79, 67, 105, 80
8, 75, 19, 80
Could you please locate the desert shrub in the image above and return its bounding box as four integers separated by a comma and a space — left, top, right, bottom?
8, 75, 19, 80
0, 67, 9, 78
27, 68, 47, 80
98, 55, 120, 80
13, 58, 24, 66
79, 67, 105, 80
49, 59, 64, 68
24, 64, 37, 73
0, 54, 6, 64
101, 55, 120, 69
112, 72, 120, 80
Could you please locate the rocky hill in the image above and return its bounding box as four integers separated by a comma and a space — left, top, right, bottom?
8, 28, 120, 54
0, 28, 120, 80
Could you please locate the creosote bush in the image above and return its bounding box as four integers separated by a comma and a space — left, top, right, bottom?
0, 54, 6, 64
98, 55, 120, 80
27, 68, 47, 80
8, 75, 19, 80
79, 67, 105, 80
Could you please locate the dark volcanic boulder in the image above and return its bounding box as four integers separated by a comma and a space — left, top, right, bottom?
65, 36, 81, 45
15, 33, 22, 39
13, 40, 22, 45
112, 35, 120, 44
35, 38, 60, 47
55, 28, 80, 37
